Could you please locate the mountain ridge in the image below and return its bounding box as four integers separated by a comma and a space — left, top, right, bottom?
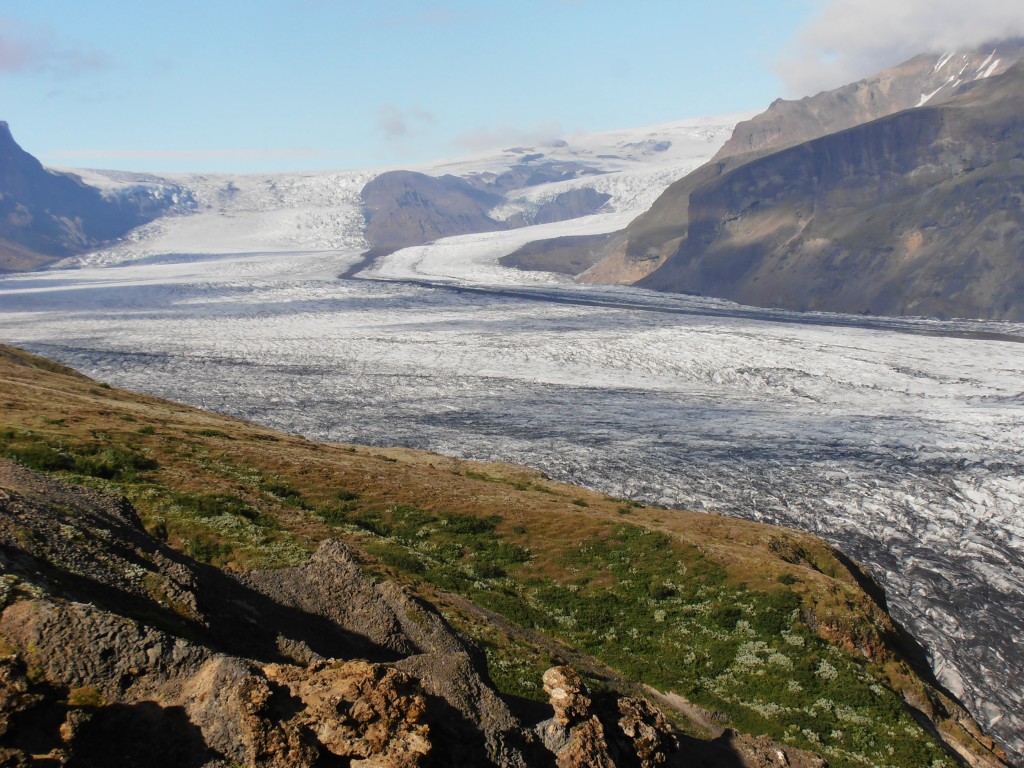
634, 60, 1024, 320
0, 122, 191, 272
713, 40, 1024, 161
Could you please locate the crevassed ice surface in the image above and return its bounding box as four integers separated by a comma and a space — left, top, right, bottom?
3, 115, 1024, 762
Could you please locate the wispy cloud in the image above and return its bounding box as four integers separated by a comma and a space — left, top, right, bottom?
455, 121, 564, 153
778, 0, 1024, 96
0, 16, 109, 76
375, 104, 436, 144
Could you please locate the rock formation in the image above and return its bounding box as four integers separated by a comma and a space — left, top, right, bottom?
1, 458, 711, 766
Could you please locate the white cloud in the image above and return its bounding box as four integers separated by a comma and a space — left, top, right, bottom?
455, 121, 564, 153
778, 0, 1024, 96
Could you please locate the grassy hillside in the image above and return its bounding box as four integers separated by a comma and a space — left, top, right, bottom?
0, 345, 1006, 767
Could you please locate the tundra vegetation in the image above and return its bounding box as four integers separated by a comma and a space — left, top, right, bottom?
0, 345, 990, 768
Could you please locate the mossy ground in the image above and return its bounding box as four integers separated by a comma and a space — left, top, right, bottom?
0, 346, 972, 767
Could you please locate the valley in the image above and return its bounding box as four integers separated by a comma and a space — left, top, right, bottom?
2, 237, 1023, 760
2, 45, 1024, 764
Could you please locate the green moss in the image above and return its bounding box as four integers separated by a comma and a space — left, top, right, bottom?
347, 514, 950, 768
3, 441, 73, 472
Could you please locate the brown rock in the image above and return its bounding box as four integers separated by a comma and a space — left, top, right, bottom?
557, 715, 616, 768
617, 696, 674, 767
0, 657, 40, 739
181, 656, 317, 768
538, 666, 678, 768
266, 659, 431, 767
542, 666, 592, 727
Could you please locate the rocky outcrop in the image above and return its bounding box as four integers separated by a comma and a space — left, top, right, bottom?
534, 666, 674, 768
1, 458, 719, 766
247, 541, 536, 766
0, 121, 190, 272
264, 660, 431, 766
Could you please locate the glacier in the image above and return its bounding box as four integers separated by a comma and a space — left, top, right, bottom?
2, 114, 1024, 762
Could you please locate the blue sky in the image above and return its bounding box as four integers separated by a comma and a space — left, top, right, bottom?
3, 0, 1023, 173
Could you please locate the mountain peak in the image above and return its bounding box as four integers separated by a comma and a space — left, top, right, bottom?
713, 39, 1024, 162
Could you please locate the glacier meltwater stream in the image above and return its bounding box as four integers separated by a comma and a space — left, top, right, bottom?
2, 249, 1023, 761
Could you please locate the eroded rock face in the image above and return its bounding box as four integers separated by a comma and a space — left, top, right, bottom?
616, 697, 673, 767
555, 716, 616, 768
266, 660, 430, 766
536, 666, 676, 768
0, 459, 525, 766
542, 666, 592, 727
179, 656, 318, 768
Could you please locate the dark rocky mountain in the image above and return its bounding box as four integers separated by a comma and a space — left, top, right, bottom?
635, 61, 1024, 320
514, 42, 1024, 318
361, 170, 506, 257
0, 122, 189, 272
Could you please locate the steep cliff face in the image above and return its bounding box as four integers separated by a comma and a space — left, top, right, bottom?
638, 63, 1024, 320
0, 122, 187, 272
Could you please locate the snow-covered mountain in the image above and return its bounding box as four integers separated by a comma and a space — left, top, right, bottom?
60, 114, 745, 270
